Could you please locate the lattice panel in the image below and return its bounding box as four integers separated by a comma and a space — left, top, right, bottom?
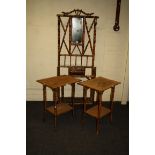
71, 45, 82, 55
59, 17, 70, 54
57, 9, 98, 77
84, 18, 95, 55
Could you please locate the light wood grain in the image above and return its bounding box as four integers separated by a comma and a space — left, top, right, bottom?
78, 76, 120, 92
37, 75, 81, 89
86, 105, 111, 118
46, 103, 73, 116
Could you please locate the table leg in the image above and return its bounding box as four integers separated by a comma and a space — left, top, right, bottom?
61, 86, 64, 103
90, 89, 95, 104
43, 85, 46, 122
81, 87, 88, 125
109, 86, 115, 122
71, 83, 75, 117
96, 91, 103, 134
53, 88, 58, 128
83, 87, 88, 113
96, 118, 100, 135
96, 91, 99, 104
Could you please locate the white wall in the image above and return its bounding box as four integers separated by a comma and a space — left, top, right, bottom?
26, 0, 129, 102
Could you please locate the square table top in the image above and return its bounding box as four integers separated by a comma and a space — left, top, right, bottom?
37, 75, 81, 89
78, 76, 120, 92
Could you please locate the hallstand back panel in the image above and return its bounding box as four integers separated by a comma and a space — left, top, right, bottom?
57, 9, 99, 79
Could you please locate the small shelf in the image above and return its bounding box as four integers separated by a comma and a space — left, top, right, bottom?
46, 103, 73, 116
85, 105, 111, 119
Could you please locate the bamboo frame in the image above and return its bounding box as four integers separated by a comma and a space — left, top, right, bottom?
57, 9, 99, 78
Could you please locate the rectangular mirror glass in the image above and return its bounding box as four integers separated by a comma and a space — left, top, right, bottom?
72, 18, 83, 44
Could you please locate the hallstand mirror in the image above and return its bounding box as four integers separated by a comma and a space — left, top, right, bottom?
71, 17, 83, 44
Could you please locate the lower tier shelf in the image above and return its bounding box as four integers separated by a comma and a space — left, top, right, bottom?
85, 105, 111, 118
46, 103, 73, 116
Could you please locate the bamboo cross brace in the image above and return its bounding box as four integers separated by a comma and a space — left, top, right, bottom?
77, 45, 82, 55
71, 45, 77, 54
59, 18, 70, 54
83, 19, 95, 55
88, 18, 95, 33
84, 40, 90, 54
85, 20, 93, 54
63, 40, 69, 53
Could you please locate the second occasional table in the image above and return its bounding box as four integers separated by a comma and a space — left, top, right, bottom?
37, 75, 81, 128
78, 76, 121, 134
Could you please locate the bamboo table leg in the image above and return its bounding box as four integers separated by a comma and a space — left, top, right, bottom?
96, 91, 99, 104
83, 87, 88, 113
53, 88, 58, 128
61, 86, 64, 103
81, 87, 88, 125
96, 91, 103, 135
43, 85, 46, 122
71, 83, 75, 117
90, 89, 95, 104
109, 86, 115, 122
